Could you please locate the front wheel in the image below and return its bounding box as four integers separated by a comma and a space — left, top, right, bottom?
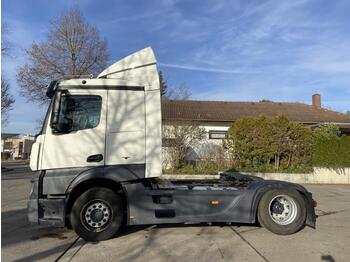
258, 189, 306, 235
70, 187, 123, 241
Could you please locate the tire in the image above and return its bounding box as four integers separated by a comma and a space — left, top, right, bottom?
257, 189, 306, 235
70, 187, 123, 241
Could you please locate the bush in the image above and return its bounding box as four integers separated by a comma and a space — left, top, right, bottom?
313, 124, 341, 140
227, 115, 313, 172
313, 125, 350, 168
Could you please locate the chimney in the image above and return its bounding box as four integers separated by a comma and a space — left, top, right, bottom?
312, 93, 321, 108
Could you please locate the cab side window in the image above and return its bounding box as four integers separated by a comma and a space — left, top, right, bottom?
57, 95, 102, 133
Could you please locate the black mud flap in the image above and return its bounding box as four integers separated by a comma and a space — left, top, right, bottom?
305, 192, 316, 229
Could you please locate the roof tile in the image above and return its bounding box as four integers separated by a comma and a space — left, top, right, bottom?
161, 100, 350, 124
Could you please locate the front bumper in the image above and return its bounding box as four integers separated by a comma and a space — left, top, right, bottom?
27, 172, 66, 227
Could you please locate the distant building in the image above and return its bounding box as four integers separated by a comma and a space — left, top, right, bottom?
1, 133, 35, 160
161, 94, 350, 167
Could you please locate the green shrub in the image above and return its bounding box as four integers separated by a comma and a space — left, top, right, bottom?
227, 115, 313, 172
313, 125, 350, 167
313, 124, 341, 140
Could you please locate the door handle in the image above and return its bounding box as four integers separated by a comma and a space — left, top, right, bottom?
87, 154, 103, 162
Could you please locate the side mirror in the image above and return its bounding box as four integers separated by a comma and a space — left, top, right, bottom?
46, 80, 58, 99
50, 90, 71, 133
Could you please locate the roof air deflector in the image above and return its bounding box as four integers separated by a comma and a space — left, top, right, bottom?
98, 47, 157, 79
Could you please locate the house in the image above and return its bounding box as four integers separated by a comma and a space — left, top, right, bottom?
1, 133, 35, 160
161, 94, 350, 167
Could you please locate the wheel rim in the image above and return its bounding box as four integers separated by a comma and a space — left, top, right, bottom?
81, 199, 112, 232
268, 194, 298, 225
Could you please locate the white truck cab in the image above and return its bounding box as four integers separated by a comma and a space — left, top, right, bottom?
30, 47, 162, 178
28, 47, 316, 241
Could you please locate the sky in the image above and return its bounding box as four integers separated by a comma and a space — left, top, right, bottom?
2, 0, 350, 134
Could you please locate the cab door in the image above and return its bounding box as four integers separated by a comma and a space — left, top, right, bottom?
105, 89, 146, 165
41, 89, 107, 170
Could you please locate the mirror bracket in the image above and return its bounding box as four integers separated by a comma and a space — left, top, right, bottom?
50, 89, 69, 134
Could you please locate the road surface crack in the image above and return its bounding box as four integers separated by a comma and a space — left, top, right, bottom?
55, 237, 80, 262
316, 208, 350, 217
230, 227, 269, 262
217, 247, 225, 259
65, 240, 86, 262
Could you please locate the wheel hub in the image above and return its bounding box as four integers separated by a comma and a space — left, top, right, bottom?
268, 195, 298, 225
84, 201, 111, 229
90, 209, 104, 222
271, 201, 284, 214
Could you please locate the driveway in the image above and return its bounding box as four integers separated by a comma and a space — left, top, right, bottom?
2, 165, 350, 262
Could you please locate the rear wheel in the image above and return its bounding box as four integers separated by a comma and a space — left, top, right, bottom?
70, 187, 123, 241
258, 189, 306, 235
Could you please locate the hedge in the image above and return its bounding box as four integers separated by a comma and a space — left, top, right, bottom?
313, 125, 350, 168
227, 116, 349, 172
227, 115, 313, 172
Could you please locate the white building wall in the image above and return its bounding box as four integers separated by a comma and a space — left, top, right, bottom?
1, 135, 35, 160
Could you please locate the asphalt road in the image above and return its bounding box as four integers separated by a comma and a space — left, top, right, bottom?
2, 164, 350, 262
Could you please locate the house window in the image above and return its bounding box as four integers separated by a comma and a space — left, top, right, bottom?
209, 130, 228, 139
4, 141, 13, 149
18, 142, 23, 155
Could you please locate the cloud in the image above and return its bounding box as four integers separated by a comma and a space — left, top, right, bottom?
110, 11, 165, 23
2, 0, 350, 133
159, 63, 257, 74
298, 61, 350, 74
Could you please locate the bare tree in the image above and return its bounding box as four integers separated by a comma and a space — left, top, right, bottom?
17, 7, 108, 104
1, 23, 11, 56
1, 78, 15, 126
162, 122, 206, 169
196, 142, 231, 170
1, 22, 15, 126
163, 84, 191, 100
158, 71, 191, 100
165, 84, 191, 100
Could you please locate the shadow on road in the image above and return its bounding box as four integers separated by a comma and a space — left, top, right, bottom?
12, 241, 76, 262
107, 222, 261, 261
2, 207, 72, 246
321, 255, 336, 262
2, 206, 75, 262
